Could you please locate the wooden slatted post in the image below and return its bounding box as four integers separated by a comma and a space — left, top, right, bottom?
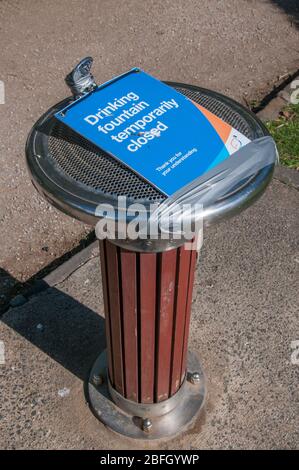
99, 240, 196, 404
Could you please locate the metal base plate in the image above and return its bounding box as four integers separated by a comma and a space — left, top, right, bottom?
87, 350, 206, 440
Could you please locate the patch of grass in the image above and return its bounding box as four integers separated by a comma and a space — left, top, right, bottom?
266, 103, 299, 169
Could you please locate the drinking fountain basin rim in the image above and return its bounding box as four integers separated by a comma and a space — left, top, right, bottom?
25, 83, 274, 251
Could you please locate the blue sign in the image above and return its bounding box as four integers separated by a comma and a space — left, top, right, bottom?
55, 69, 230, 196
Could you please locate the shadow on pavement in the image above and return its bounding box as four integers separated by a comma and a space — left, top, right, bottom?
0, 267, 106, 382
271, 0, 299, 27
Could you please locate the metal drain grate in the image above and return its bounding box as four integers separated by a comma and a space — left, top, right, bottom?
175, 87, 252, 138
48, 124, 164, 202
47, 86, 255, 202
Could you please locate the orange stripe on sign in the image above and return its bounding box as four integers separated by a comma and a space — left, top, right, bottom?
191, 100, 232, 143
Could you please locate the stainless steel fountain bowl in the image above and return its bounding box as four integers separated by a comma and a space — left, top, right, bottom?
26, 83, 274, 252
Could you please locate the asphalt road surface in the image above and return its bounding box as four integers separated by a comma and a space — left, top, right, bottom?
0, 0, 298, 294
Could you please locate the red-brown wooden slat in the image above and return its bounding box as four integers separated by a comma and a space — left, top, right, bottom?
99, 240, 114, 384
155, 249, 177, 402
121, 250, 138, 402
180, 249, 197, 381
105, 242, 125, 394
170, 246, 192, 395
140, 253, 157, 404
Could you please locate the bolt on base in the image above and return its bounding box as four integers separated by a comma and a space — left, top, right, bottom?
87, 349, 206, 440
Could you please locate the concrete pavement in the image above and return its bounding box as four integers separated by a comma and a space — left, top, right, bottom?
0, 0, 298, 295
0, 178, 298, 449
